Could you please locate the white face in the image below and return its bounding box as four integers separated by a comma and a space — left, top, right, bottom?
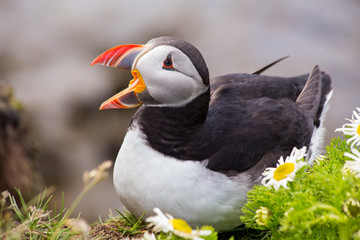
133, 45, 208, 107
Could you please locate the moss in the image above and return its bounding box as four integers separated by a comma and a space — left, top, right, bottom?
0, 85, 24, 112
241, 138, 360, 240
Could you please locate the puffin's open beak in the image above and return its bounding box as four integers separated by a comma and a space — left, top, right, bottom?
91, 44, 146, 109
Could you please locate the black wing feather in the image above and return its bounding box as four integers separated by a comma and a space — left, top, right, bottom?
251, 56, 290, 75
296, 65, 322, 120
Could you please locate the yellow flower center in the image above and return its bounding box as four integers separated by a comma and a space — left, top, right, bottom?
169, 219, 192, 234
357, 124, 360, 136
273, 163, 295, 181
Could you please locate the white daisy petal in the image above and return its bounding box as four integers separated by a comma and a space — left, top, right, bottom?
351, 141, 358, 149
343, 148, 360, 177
193, 237, 204, 240
143, 232, 157, 240
344, 149, 360, 162
261, 146, 308, 191
354, 138, 360, 146
336, 108, 360, 148
353, 111, 360, 120
278, 156, 285, 165
146, 208, 213, 239
314, 155, 327, 164
343, 160, 360, 178
146, 208, 174, 233
352, 148, 360, 156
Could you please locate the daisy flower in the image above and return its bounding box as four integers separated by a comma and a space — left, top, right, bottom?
314, 154, 327, 165
261, 146, 307, 191
143, 232, 157, 240
255, 207, 271, 226
335, 107, 360, 149
146, 208, 212, 240
343, 148, 360, 177
342, 198, 360, 218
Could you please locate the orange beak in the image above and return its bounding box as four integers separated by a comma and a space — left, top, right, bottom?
91, 44, 147, 109
99, 69, 145, 109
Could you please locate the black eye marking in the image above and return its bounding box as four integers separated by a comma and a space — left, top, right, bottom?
162, 53, 175, 71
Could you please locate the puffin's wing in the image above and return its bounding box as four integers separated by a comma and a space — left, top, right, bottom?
206, 66, 331, 174
245, 66, 322, 180
295, 65, 322, 121
205, 99, 311, 173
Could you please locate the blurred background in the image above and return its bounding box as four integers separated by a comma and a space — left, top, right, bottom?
1, 0, 359, 222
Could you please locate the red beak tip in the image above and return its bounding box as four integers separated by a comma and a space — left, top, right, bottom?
99, 103, 106, 110
91, 58, 101, 66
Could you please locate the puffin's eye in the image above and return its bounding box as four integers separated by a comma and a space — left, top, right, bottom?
162, 54, 174, 71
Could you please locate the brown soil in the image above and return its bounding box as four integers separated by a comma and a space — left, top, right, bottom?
89, 222, 148, 240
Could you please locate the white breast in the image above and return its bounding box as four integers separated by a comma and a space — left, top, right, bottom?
113, 124, 252, 231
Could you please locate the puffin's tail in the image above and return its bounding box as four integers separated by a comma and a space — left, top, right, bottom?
296, 65, 333, 164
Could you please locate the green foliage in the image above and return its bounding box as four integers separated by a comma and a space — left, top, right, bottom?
112, 209, 147, 236
0, 188, 78, 240
0, 85, 25, 112
3, 136, 360, 239
0, 161, 112, 239
241, 138, 360, 239
155, 226, 218, 240
199, 226, 218, 240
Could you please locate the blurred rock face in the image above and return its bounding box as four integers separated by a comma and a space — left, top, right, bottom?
0, 86, 42, 199
0, 0, 359, 221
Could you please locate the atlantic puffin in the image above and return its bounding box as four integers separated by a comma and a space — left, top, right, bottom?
91, 36, 332, 231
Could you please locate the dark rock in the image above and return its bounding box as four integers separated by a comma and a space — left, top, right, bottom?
0, 85, 43, 199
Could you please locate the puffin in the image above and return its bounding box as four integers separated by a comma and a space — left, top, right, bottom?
91, 36, 332, 231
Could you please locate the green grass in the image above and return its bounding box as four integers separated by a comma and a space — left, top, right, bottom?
0, 161, 113, 239
2, 138, 360, 240
0, 188, 79, 239
89, 209, 148, 239
112, 210, 147, 236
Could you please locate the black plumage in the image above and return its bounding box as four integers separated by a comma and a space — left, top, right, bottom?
132, 64, 331, 175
